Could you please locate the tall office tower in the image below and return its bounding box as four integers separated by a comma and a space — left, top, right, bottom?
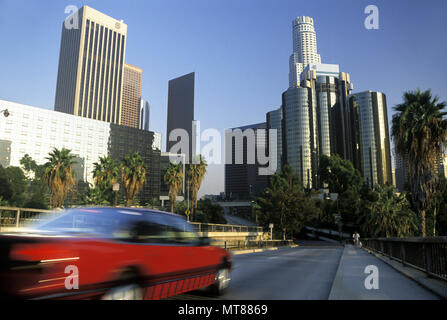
225, 123, 269, 200
121, 63, 142, 128
54, 6, 127, 124
395, 153, 409, 192
139, 99, 150, 131
266, 107, 283, 173
301, 64, 359, 168
166, 73, 195, 161
282, 86, 317, 189
350, 91, 392, 187
289, 16, 322, 88
395, 150, 447, 192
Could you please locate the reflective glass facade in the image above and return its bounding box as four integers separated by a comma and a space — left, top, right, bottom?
225, 123, 269, 200
283, 87, 316, 188
351, 91, 392, 187
266, 107, 283, 173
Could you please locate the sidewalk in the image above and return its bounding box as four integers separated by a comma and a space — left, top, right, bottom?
328, 245, 441, 300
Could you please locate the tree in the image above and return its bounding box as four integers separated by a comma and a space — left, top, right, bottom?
319, 155, 364, 228
187, 155, 207, 218
196, 199, 227, 224
391, 89, 447, 236
42, 148, 77, 208
173, 200, 226, 224
121, 153, 146, 207
164, 163, 184, 213
429, 176, 447, 236
360, 184, 418, 238
20, 154, 48, 209
2, 167, 28, 207
255, 165, 320, 240
92, 156, 120, 204
319, 154, 363, 194
0, 165, 13, 203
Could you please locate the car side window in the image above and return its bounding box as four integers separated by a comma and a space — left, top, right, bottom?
163, 218, 200, 245
113, 219, 166, 244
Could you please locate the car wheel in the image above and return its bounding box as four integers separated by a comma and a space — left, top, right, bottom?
210, 268, 231, 296
102, 283, 144, 300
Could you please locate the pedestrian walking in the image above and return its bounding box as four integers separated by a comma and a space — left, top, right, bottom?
353, 231, 360, 247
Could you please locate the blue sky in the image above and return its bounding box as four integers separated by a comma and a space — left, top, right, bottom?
1, 0, 446, 195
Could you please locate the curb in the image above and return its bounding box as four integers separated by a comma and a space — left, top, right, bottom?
328, 245, 347, 300
364, 248, 447, 300
231, 245, 298, 255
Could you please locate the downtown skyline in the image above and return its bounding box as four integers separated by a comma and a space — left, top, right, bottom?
1, 0, 447, 195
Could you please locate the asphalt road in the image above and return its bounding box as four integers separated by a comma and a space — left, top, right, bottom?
170, 243, 440, 300
171, 244, 344, 300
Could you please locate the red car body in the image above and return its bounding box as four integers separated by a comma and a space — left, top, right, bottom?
0, 208, 232, 300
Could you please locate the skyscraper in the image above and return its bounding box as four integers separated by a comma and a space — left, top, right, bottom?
395, 153, 409, 192
301, 64, 358, 165
266, 107, 283, 173
121, 63, 142, 128
225, 123, 269, 200
282, 86, 316, 189
54, 5, 127, 125
289, 16, 322, 88
139, 99, 150, 131
350, 91, 392, 187
166, 72, 195, 160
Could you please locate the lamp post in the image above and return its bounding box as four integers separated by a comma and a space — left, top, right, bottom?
113, 183, 120, 207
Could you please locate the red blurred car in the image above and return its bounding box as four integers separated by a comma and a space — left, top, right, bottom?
0, 207, 232, 300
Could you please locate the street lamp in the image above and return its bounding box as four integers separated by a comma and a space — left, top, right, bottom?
1, 109, 10, 118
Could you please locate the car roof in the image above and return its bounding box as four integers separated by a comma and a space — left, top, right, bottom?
70, 207, 185, 220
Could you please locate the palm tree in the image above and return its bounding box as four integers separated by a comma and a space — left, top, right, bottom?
121, 153, 146, 207
187, 155, 207, 215
362, 185, 417, 238
93, 156, 119, 186
391, 89, 447, 236
42, 148, 77, 208
92, 156, 119, 204
164, 163, 184, 213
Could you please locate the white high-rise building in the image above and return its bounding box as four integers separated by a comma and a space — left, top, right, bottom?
289, 16, 322, 88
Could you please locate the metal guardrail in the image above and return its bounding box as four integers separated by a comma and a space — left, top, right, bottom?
0, 207, 263, 234
362, 237, 447, 282
211, 239, 293, 250
190, 222, 263, 234
0, 206, 56, 228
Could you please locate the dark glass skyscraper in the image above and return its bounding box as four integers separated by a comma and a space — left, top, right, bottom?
225, 123, 269, 200
166, 72, 195, 161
